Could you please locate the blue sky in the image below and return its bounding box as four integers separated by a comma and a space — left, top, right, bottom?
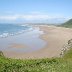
0, 0, 72, 23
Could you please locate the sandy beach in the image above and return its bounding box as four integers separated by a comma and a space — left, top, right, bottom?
3, 25, 72, 59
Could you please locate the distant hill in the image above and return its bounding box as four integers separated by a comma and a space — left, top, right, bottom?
60, 19, 72, 28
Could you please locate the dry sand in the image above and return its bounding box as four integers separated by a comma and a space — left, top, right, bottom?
3, 25, 72, 59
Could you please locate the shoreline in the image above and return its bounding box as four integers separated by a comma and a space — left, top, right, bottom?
39, 25, 72, 55
0, 25, 33, 38
3, 25, 72, 59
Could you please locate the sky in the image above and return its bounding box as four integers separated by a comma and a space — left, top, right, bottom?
0, 0, 72, 23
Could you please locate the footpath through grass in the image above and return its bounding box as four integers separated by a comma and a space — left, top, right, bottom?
0, 48, 72, 72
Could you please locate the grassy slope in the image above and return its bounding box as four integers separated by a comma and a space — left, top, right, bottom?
59, 19, 72, 28
0, 48, 72, 72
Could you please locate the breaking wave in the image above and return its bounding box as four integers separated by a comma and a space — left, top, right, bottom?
0, 24, 33, 38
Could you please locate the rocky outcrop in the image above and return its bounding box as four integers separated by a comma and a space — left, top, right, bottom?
0, 51, 4, 56
60, 39, 72, 57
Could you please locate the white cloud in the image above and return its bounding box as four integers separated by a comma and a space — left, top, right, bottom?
0, 14, 68, 21
0, 15, 19, 20
21, 15, 50, 20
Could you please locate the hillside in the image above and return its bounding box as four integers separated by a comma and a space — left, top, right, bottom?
60, 19, 72, 28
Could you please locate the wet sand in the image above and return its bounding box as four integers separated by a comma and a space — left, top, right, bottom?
9, 43, 29, 48
3, 25, 72, 59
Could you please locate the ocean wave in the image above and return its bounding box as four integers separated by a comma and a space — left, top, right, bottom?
0, 26, 33, 38
0, 33, 9, 38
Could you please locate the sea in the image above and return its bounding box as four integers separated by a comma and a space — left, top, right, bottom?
0, 24, 46, 53
0, 24, 32, 38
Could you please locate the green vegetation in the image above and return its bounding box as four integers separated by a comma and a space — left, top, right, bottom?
63, 48, 72, 59
59, 19, 72, 28
0, 47, 72, 72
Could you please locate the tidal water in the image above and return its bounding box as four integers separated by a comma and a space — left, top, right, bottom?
0, 24, 46, 53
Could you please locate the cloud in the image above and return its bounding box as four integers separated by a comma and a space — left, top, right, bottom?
0, 14, 68, 21
21, 15, 50, 20
0, 15, 19, 20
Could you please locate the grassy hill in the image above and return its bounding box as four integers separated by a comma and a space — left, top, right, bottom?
59, 19, 72, 28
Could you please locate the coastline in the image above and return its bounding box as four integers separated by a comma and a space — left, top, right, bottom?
3, 25, 72, 59
0, 25, 33, 38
